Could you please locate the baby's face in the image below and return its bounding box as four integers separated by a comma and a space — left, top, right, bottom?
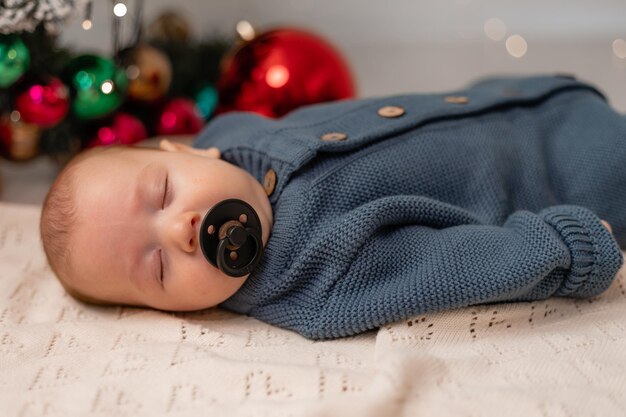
65, 142, 273, 311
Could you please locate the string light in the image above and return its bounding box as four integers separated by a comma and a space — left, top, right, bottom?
113, 2, 128, 17
82, 1, 93, 30
505, 35, 527, 58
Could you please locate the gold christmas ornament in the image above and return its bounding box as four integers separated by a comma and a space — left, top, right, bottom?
119, 44, 172, 102
0, 115, 41, 161
147, 11, 191, 43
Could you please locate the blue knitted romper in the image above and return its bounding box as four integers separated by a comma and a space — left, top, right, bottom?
194, 74, 625, 340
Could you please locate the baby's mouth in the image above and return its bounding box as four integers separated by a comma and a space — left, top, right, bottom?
198, 199, 264, 278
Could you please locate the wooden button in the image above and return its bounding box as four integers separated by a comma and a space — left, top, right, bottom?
320, 132, 347, 141
444, 95, 469, 104
377, 106, 405, 118
263, 168, 277, 196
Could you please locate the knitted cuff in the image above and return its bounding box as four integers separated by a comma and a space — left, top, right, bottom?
539, 205, 623, 298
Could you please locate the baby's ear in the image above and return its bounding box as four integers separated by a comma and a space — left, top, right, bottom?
159, 139, 221, 159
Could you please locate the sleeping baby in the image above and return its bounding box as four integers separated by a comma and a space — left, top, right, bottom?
40, 74, 625, 340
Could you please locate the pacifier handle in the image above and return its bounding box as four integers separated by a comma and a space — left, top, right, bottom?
198, 199, 264, 277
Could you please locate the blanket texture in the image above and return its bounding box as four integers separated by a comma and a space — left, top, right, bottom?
1, 202, 625, 416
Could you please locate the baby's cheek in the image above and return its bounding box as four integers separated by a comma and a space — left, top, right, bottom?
167, 255, 243, 310
190, 175, 205, 187
176, 262, 215, 299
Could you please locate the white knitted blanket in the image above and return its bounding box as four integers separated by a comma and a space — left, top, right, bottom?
1, 202, 625, 417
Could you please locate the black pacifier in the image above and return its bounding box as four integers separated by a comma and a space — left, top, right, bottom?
199, 199, 264, 277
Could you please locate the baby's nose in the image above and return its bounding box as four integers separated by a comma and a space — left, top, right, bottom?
170, 211, 201, 253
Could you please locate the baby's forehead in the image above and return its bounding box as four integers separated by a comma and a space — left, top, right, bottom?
70, 149, 140, 206
84, 145, 160, 162
72, 146, 161, 177
71, 146, 174, 220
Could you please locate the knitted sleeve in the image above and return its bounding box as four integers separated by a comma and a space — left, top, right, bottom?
253, 197, 623, 340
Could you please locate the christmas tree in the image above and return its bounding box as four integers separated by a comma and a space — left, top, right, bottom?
0, 0, 229, 163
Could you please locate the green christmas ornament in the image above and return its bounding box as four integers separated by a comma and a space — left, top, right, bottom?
64, 54, 128, 120
196, 85, 218, 119
0, 34, 30, 88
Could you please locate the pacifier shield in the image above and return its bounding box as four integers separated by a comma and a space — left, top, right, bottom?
199, 199, 263, 277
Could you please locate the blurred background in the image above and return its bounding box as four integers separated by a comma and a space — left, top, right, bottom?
1, 0, 625, 204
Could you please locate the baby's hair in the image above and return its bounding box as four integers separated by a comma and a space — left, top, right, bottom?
40, 145, 158, 305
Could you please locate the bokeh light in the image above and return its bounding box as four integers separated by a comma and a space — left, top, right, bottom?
97, 127, 115, 145
29, 85, 44, 103
125, 64, 140, 80
506, 34, 527, 58
484, 18, 506, 41
113, 2, 127, 17
266, 65, 289, 88
236, 20, 255, 41
613, 38, 626, 59
100, 80, 114, 94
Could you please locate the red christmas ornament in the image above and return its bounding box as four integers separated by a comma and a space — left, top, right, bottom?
15, 77, 70, 128
88, 113, 147, 147
217, 27, 356, 118
156, 98, 204, 135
